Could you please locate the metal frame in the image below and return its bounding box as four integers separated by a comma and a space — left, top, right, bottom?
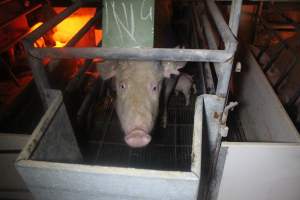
251, 3, 300, 94
23, 0, 241, 109
16, 89, 202, 200
16, 1, 244, 199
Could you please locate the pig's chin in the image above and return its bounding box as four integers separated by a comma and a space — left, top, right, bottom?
120, 122, 154, 148
124, 128, 152, 148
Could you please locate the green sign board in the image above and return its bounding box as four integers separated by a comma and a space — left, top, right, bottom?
102, 0, 155, 48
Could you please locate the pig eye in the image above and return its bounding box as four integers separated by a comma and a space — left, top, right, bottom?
119, 82, 126, 89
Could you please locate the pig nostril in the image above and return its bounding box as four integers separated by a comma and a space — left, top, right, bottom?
125, 131, 151, 148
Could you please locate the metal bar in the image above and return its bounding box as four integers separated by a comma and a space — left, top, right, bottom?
0, 0, 14, 6
26, 51, 51, 108
287, 87, 300, 106
65, 39, 102, 93
263, 45, 284, 72
201, 13, 222, 79
0, 57, 20, 87
0, 29, 28, 54
64, 59, 93, 93
260, 18, 290, 49
251, 2, 263, 43
65, 10, 101, 47
190, 12, 207, 94
270, 5, 300, 31
228, 0, 243, 36
274, 57, 298, 90
205, 0, 237, 52
0, 3, 43, 29
216, 61, 233, 97
204, 62, 216, 94
25, 1, 82, 44
77, 78, 103, 122
29, 47, 233, 62
191, 4, 216, 94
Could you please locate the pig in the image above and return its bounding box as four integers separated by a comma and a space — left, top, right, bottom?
96, 60, 186, 148
160, 72, 195, 128
174, 73, 196, 106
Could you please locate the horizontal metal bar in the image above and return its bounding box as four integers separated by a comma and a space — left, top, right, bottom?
29, 47, 233, 62
270, 6, 300, 32
25, 1, 82, 44
65, 40, 102, 93
0, 3, 43, 29
205, 0, 237, 52
66, 10, 101, 47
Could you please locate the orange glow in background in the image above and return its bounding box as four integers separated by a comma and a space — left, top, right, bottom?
30, 8, 101, 48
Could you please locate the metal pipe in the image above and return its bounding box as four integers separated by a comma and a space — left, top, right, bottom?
65, 10, 101, 47
274, 57, 298, 90
287, 87, 300, 106
191, 4, 215, 94
0, 3, 43, 29
190, 11, 207, 94
0, 0, 13, 6
65, 38, 102, 94
271, 5, 300, 32
216, 60, 233, 97
64, 59, 93, 93
0, 57, 20, 87
228, 0, 243, 37
26, 54, 51, 108
25, 1, 82, 44
29, 47, 233, 62
201, 13, 222, 79
205, 0, 237, 52
77, 78, 103, 122
251, 2, 263, 43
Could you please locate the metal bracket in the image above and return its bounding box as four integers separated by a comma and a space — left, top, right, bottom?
219, 101, 239, 137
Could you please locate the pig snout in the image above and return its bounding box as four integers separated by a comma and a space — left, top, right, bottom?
125, 128, 152, 148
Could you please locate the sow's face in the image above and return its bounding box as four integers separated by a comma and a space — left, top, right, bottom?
115, 61, 163, 148
96, 60, 186, 148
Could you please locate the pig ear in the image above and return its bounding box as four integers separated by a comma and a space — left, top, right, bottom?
94, 60, 118, 80
161, 61, 187, 78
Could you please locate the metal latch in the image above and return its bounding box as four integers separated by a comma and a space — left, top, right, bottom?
220, 101, 239, 137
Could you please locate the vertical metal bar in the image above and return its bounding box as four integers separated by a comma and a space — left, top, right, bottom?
251, 2, 263, 44
216, 0, 242, 97
0, 57, 20, 87
204, 63, 215, 94
190, 8, 207, 94
26, 49, 51, 108
229, 0, 243, 37
205, 0, 237, 52
216, 61, 233, 97
201, 13, 222, 79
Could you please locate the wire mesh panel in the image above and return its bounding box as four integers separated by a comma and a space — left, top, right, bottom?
82, 93, 197, 172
